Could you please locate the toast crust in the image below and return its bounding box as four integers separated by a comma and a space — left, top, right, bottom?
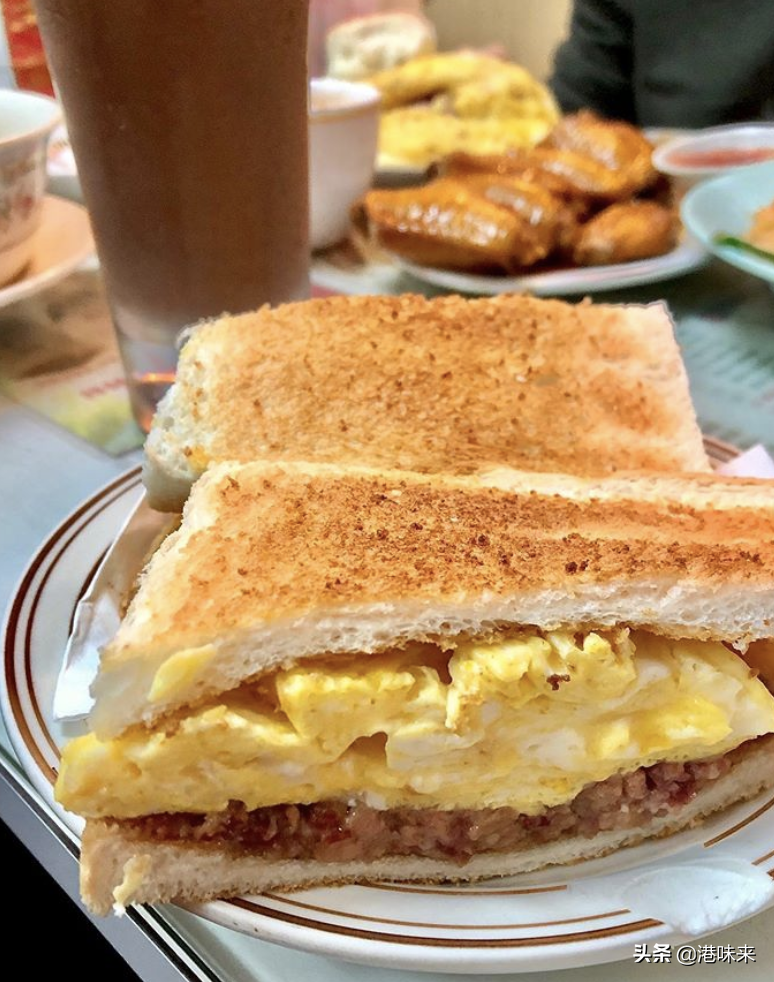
143, 294, 709, 510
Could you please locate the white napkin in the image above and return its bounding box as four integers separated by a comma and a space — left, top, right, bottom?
570, 855, 774, 937
53, 491, 171, 720
716, 443, 774, 478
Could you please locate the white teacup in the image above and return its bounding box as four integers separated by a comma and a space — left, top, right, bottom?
0, 89, 62, 286
309, 78, 380, 251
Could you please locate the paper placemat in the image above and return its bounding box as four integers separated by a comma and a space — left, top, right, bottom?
0, 268, 143, 454
0, 270, 340, 456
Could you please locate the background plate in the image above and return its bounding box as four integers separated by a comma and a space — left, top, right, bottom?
681, 161, 774, 286
392, 237, 708, 297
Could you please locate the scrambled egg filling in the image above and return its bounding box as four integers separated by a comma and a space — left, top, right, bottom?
56, 630, 774, 819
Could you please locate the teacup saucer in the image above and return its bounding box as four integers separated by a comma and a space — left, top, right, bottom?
0, 195, 95, 310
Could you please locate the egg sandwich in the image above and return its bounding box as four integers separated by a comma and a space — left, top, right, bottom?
143, 293, 710, 512
56, 461, 774, 914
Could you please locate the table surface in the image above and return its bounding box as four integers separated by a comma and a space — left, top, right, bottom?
2, 253, 774, 981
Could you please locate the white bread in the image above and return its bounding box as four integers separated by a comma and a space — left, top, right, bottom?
326, 13, 437, 81
143, 294, 710, 512
90, 461, 774, 739
80, 735, 774, 915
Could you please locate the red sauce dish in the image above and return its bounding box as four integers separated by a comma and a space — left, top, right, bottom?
667, 147, 774, 169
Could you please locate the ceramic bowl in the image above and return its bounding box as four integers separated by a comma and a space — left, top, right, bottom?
309, 78, 380, 250
0, 89, 62, 285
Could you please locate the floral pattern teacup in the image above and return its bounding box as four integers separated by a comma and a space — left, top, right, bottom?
0, 89, 61, 286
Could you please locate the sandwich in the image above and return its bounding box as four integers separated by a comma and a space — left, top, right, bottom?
144, 294, 709, 511
55, 461, 774, 914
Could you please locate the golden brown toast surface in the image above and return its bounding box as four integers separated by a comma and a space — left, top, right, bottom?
145, 294, 709, 510
115, 463, 774, 659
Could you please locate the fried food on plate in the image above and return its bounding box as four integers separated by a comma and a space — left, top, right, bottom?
444, 146, 653, 202
357, 178, 557, 271
370, 52, 558, 167
358, 179, 523, 270
449, 62, 559, 122
369, 51, 493, 110
543, 110, 657, 193
439, 149, 589, 201
463, 172, 569, 229
572, 201, 680, 266
379, 106, 552, 167
362, 111, 674, 273
371, 51, 555, 114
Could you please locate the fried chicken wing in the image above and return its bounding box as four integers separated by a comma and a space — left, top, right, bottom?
461, 174, 563, 227
522, 148, 644, 201
441, 147, 641, 202
543, 110, 657, 195
359, 179, 559, 271
462, 174, 583, 256
572, 202, 679, 266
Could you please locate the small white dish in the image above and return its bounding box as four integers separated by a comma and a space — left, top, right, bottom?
0, 194, 95, 309
0, 89, 62, 285
653, 123, 774, 186
309, 77, 381, 250
681, 160, 774, 286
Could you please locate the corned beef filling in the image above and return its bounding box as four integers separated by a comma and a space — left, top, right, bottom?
111, 742, 759, 864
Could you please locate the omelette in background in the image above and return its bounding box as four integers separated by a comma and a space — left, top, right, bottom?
368, 52, 560, 168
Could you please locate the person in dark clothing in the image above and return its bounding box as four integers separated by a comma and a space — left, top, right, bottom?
550, 0, 774, 127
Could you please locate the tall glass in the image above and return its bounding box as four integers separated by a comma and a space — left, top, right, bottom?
35, 0, 311, 431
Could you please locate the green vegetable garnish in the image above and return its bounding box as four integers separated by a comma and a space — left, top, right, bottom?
714, 234, 774, 264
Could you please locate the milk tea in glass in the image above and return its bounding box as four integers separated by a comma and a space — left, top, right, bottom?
35, 0, 311, 431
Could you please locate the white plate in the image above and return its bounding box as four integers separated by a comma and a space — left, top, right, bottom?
681, 161, 774, 286
392, 237, 708, 297
0, 195, 94, 309
4, 451, 774, 975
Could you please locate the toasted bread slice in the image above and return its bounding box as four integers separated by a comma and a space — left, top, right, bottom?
91, 462, 774, 738
143, 294, 709, 511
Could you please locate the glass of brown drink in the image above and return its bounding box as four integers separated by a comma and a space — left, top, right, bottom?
35, 0, 311, 431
